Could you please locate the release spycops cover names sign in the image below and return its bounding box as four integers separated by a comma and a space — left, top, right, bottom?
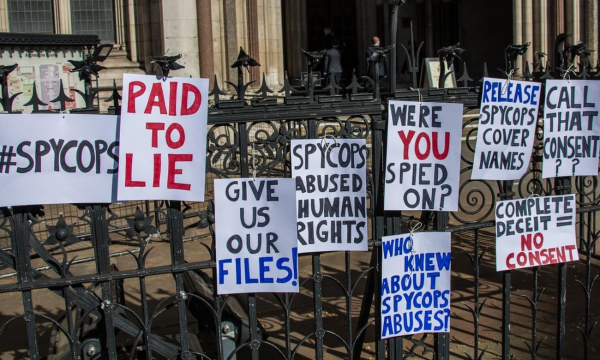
472, 77, 542, 180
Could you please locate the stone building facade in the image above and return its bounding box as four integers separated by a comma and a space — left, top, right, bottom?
0, 0, 598, 93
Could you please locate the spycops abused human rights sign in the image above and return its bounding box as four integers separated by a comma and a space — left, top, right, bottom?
471, 77, 541, 180
0, 113, 118, 206
385, 100, 462, 211
291, 139, 368, 253
542, 80, 600, 178
118, 74, 209, 201
215, 178, 299, 294
495, 194, 578, 271
380, 232, 451, 339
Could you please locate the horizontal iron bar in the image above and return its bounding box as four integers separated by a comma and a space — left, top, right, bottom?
0, 260, 215, 293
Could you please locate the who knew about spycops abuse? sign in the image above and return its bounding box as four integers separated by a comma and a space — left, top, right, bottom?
291, 138, 368, 253
380, 232, 451, 339
215, 178, 299, 294
472, 77, 541, 180
495, 194, 578, 271
0, 113, 119, 206
542, 80, 600, 178
118, 73, 208, 201
385, 100, 462, 211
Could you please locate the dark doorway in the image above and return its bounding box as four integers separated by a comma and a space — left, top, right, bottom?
305, 0, 357, 51
305, 0, 358, 84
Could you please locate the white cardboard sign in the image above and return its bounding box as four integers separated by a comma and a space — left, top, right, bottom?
0, 113, 118, 206
291, 139, 368, 253
472, 77, 542, 180
215, 178, 299, 294
381, 232, 451, 339
495, 194, 578, 271
542, 80, 600, 178
118, 74, 208, 201
385, 100, 462, 211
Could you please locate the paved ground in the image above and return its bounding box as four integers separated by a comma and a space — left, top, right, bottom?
0, 220, 599, 359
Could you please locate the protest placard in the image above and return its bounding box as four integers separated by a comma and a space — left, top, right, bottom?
472, 77, 542, 180
542, 80, 600, 178
0, 113, 118, 206
380, 232, 451, 339
385, 100, 462, 211
495, 194, 578, 271
118, 73, 208, 201
215, 178, 299, 294
291, 138, 368, 253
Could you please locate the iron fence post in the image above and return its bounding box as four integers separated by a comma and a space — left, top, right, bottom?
9, 207, 40, 360
389, 0, 406, 96
87, 204, 119, 359
554, 177, 570, 360
167, 200, 191, 356
433, 211, 449, 359
498, 181, 515, 360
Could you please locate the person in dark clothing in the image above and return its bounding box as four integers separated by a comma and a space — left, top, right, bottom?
365, 36, 388, 80
324, 38, 343, 86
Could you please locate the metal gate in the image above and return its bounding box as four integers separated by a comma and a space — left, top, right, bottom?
0, 22, 599, 360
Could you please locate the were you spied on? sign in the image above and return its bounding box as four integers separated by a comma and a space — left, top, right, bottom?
118, 73, 209, 201
385, 100, 462, 211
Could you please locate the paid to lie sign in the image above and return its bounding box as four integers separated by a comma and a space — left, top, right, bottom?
118, 74, 208, 202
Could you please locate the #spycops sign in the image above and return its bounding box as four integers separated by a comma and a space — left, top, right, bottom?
385, 100, 462, 211
291, 139, 368, 253
215, 178, 299, 294
542, 80, 600, 178
118, 73, 209, 201
0, 113, 119, 206
472, 78, 541, 180
495, 194, 578, 271
381, 232, 451, 338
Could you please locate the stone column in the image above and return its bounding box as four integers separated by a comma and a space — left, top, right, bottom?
223, 0, 238, 84
197, 0, 215, 86
246, 0, 260, 83
54, 0, 72, 34
534, 0, 548, 70
584, 0, 598, 66
523, 0, 534, 73
283, 0, 307, 81
565, 0, 580, 43
0, 0, 9, 32
161, 0, 201, 77
257, 0, 284, 87
114, 0, 126, 48
513, 0, 523, 75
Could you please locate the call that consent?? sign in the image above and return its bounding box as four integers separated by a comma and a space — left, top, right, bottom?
215, 178, 299, 295
291, 138, 368, 253
495, 194, 578, 271
385, 100, 462, 211
472, 77, 541, 180
380, 232, 451, 339
0, 113, 119, 206
118, 73, 208, 201
542, 80, 600, 178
